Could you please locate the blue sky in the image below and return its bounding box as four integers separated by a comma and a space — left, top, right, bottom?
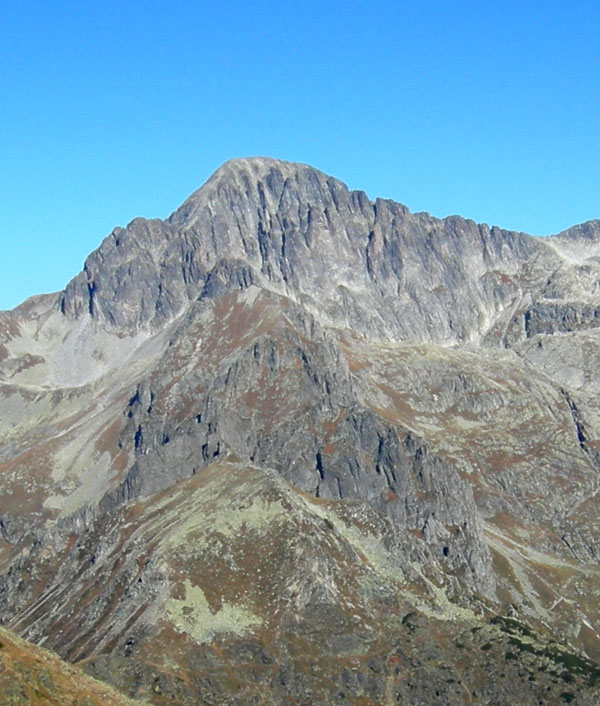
1, 1, 599, 309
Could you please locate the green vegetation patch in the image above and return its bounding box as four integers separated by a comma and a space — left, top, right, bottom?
490, 614, 600, 686
165, 579, 262, 644
490, 615, 534, 638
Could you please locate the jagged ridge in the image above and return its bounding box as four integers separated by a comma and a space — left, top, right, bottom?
57, 157, 586, 347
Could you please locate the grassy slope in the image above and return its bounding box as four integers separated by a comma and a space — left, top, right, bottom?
0, 625, 146, 706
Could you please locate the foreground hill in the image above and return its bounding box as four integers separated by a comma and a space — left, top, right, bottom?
2, 158, 600, 703
0, 625, 144, 705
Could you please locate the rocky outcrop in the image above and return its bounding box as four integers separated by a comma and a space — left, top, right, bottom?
56, 158, 565, 345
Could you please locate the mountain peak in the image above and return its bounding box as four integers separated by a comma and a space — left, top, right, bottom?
555, 219, 600, 242
209, 155, 329, 180
211, 155, 304, 175
57, 157, 549, 341
168, 156, 348, 228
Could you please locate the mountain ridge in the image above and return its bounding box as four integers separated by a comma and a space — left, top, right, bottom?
6, 157, 600, 318
46, 157, 587, 349
2, 158, 600, 704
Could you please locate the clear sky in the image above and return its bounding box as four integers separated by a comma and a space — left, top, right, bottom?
1, 1, 599, 310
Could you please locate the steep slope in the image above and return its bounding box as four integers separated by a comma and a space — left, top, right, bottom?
2, 157, 600, 704
0, 624, 144, 705
57, 157, 551, 343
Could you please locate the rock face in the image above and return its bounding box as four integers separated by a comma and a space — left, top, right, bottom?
59, 158, 546, 343
2, 157, 600, 704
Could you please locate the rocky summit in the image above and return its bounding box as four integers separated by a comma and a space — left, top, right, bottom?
2, 157, 600, 705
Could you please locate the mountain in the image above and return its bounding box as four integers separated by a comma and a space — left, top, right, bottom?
2, 157, 600, 704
